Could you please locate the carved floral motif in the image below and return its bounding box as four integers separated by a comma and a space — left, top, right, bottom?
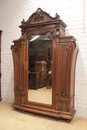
62, 43, 72, 52
34, 8, 44, 22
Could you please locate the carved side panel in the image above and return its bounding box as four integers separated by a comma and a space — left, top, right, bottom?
53, 38, 76, 112
11, 43, 25, 105
61, 43, 73, 98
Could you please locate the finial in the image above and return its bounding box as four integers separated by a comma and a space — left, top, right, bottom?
37, 8, 41, 14
55, 13, 60, 20
21, 19, 25, 25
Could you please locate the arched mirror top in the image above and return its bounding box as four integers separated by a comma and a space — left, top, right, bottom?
29, 34, 51, 42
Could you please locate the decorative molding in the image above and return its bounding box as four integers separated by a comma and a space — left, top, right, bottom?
17, 85, 21, 90
33, 8, 44, 22
61, 89, 66, 97
55, 38, 59, 45
47, 29, 59, 40
25, 33, 32, 40
62, 43, 72, 52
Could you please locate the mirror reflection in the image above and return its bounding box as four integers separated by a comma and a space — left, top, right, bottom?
28, 34, 52, 104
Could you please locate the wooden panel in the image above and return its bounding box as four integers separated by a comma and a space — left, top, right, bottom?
59, 100, 69, 112
11, 40, 27, 105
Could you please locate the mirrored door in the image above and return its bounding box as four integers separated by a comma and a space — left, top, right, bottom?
28, 34, 52, 105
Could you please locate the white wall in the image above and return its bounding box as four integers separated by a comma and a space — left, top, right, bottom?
0, 0, 87, 118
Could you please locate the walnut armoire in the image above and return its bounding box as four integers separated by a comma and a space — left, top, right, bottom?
11, 8, 78, 121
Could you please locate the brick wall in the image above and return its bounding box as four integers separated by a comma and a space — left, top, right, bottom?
0, 0, 87, 118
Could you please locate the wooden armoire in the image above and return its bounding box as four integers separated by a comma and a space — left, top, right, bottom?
0, 30, 2, 101
11, 8, 78, 121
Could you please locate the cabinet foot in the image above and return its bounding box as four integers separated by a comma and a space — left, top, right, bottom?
22, 110, 25, 112
56, 118, 59, 120
67, 119, 72, 122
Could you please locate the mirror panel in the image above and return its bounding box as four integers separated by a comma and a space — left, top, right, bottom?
28, 34, 52, 104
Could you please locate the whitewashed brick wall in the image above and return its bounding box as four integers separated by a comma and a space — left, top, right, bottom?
0, 0, 87, 118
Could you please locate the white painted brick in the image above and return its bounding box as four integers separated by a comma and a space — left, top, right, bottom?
0, 0, 87, 118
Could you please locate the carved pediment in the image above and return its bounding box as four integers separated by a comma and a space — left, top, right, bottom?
19, 8, 67, 36
21, 8, 60, 26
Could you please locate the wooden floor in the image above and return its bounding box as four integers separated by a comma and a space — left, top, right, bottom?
0, 101, 87, 130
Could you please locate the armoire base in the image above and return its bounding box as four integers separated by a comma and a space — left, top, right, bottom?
13, 104, 76, 121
